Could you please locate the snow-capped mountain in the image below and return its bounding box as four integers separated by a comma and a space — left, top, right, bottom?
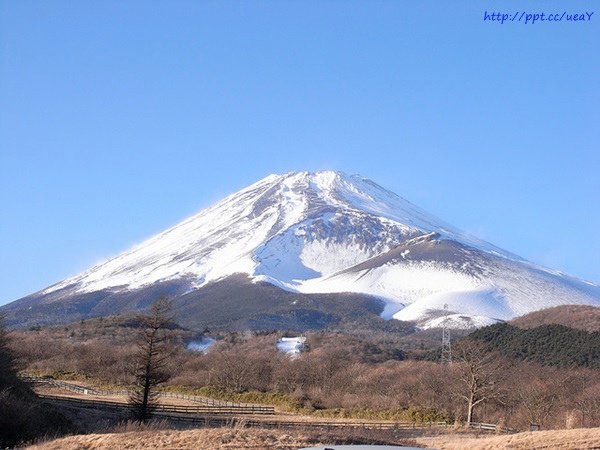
4, 171, 600, 330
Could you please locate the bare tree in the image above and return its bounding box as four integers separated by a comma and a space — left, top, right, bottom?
576, 394, 600, 427
128, 297, 174, 422
453, 340, 507, 424
517, 378, 558, 428
0, 315, 21, 391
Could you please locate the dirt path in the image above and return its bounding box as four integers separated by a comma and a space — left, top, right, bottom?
34, 384, 444, 426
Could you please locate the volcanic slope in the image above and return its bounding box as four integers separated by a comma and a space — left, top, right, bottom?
3, 171, 599, 330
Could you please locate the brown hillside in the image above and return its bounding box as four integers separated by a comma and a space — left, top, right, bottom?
510, 305, 600, 332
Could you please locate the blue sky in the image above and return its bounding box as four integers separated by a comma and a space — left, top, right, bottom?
1, 1, 598, 305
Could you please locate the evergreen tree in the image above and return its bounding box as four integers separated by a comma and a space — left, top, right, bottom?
128, 298, 174, 422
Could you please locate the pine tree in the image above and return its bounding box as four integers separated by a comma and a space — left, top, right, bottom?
128, 297, 174, 422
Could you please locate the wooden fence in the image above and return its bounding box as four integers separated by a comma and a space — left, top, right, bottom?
21, 375, 273, 413
23, 375, 518, 433
38, 394, 275, 415
40, 395, 519, 434
39, 395, 451, 429
468, 421, 517, 433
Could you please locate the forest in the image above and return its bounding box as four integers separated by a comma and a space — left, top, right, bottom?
2, 312, 597, 448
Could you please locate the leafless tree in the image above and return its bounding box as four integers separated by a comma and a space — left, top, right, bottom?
576, 395, 600, 427
517, 378, 558, 428
128, 297, 174, 422
453, 340, 507, 424
0, 315, 21, 391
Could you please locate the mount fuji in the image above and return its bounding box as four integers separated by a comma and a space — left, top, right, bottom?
3, 171, 599, 330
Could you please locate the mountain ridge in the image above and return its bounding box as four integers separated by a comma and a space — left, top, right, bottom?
3, 170, 599, 330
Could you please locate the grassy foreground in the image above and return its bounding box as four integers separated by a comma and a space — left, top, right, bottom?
26, 426, 600, 450
27, 428, 319, 450
415, 427, 600, 449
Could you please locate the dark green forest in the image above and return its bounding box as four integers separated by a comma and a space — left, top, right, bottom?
468, 323, 600, 369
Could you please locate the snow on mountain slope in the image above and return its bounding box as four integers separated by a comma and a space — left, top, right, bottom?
300, 234, 600, 328
28, 171, 600, 329
42, 171, 478, 294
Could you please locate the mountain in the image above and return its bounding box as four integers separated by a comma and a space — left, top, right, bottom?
510, 305, 600, 333
3, 171, 599, 330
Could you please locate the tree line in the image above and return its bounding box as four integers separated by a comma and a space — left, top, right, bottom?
11, 303, 600, 432
468, 322, 600, 368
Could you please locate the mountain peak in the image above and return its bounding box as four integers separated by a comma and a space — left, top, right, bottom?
267, 170, 354, 190
267, 170, 371, 189
4, 170, 599, 330
35, 170, 512, 296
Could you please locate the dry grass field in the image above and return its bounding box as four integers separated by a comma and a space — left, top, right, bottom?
27, 428, 320, 450
27, 426, 600, 450
416, 427, 600, 449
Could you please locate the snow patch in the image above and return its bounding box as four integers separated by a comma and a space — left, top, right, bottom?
392, 287, 512, 322
276, 337, 306, 357
187, 337, 216, 353
421, 314, 500, 330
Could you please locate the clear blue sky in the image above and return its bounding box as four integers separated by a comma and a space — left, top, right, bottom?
1, 1, 598, 305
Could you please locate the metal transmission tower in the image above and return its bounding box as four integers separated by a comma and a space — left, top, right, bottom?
441, 303, 452, 364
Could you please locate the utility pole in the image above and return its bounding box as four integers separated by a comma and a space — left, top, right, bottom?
441, 303, 452, 364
